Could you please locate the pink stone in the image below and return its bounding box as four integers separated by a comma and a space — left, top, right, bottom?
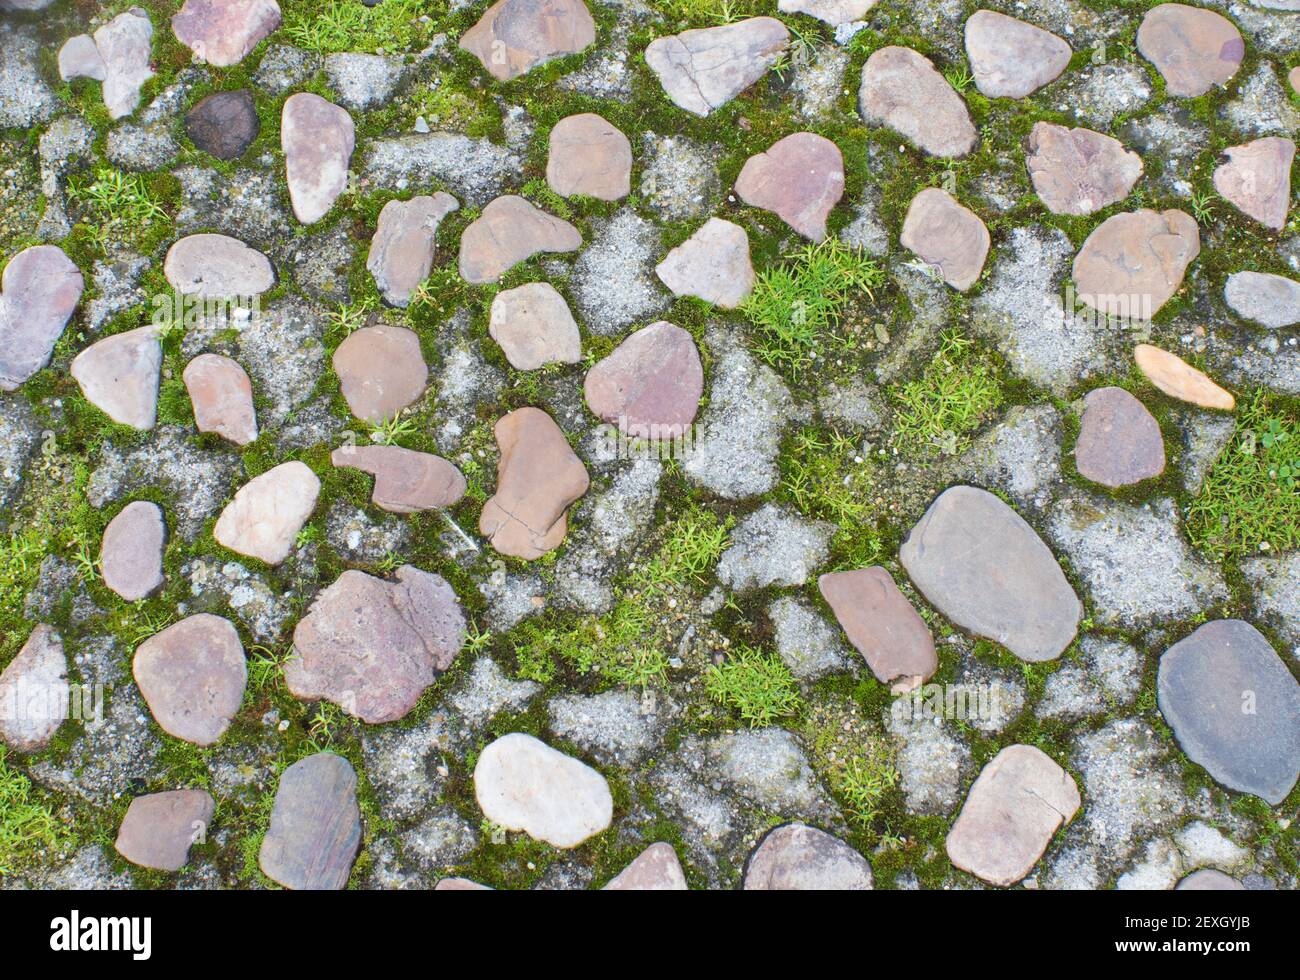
735, 132, 844, 240
583, 320, 703, 439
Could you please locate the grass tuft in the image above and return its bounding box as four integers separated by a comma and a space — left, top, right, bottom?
889, 331, 1003, 456
0, 745, 73, 876
705, 646, 801, 727
281, 0, 442, 54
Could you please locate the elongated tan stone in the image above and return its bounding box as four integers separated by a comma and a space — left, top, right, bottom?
213, 461, 321, 565
282, 93, 354, 225
819, 567, 936, 688
1134, 344, 1235, 410
330, 445, 466, 513
183, 353, 258, 445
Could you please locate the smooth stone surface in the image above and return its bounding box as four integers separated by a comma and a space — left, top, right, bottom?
1224, 271, 1300, 329
70, 326, 162, 430
259, 753, 361, 890
604, 842, 689, 890
1026, 122, 1143, 216
645, 18, 789, 117
96, 9, 155, 120
778, 0, 874, 27
1134, 344, 1235, 410
858, 46, 977, 158
1136, 3, 1244, 97
1213, 137, 1295, 230
480, 407, 589, 559
330, 445, 466, 513
965, 10, 1071, 98
1177, 869, 1246, 890
286, 566, 467, 723
164, 233, 274, 298
58, 34, 106, 82
743, 823, 874, 890
435, 877, 492, 890
488, 282, 583, 370
115, 790, 215, 871
583, 320, 703, 439
133, 613, 246, 746
546, 113, 632, 201
0, 244, 85, 391
332, 324, 428, 423
899, 485, 1081, 662
459, 0, 595, 81
899, 187, 990, 291
282, 93, 354, 225
101, 500, 166, 601
1075, 387, 1166, 488
185, 89, 259, 160
183, 353, 258, 445
172, 0, 282, 68
818, 567, 937, 687
367, 193, 459, 307
1071, 209, 1200, 319
1157, 619, 1300, 805
213, 460, 321, 565
946, 744, 1081, 887
735, 131, 844, 240
654, 217, 754, 308
458, 195, 582, 285
0, 625, 68, 753
474, 733, 613, 848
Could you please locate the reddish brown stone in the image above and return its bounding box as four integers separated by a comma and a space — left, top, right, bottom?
332, 325, 428, 423
735, 132, 844, 240
183, 353, 258, 445
1074, 386, 1166, 488
115, 789, 215, 872
819, 567, 937, 688
133, 614, 246, 747
1026, 122, 1143, 216
583, 321, 703, 440
546, 113, 632, 202
458, 195, 582, 285
331, 445, 466, 513
1213, 137, 1295, 231
1136, 3, 1244, 97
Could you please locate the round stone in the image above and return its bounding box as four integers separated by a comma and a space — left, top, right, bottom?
1224, 270, 1300, 329
133, 613, 247, 747
1025, 122, 1143, 216
474, 733, 613, 848
1071, 209, 1200, 320
546, 113, 632, 202
459, 0, 596, 82
583, 320, 703, 439
604, 842, 689, 890
458, 195, 582, 284
1074, 386, 1166, 488
172, 0, 282, 68
744, 823, 873, 890
488, 282, 582, 370
367, 193, 459, 308
185, 89, 259, 160
645, 18, 789, 117
1213, 137, 1295, 231
332, 324, 428, 423
281, 93, 355, 225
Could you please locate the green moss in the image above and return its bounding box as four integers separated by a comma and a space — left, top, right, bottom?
0, 745, 75, 876
889, 330, 1004, 456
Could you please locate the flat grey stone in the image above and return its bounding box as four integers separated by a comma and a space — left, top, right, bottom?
744, 823, 873, 890
100, 500, 166, 601
259, 752, 361, 890
115, 789, 214, 871
1225, 270, 1300, 328
0, 625, 68, 753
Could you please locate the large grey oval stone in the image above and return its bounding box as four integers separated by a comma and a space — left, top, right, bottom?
1157, 619, 1300, 805
100, 499, 166, 601
744, 823, 873, 890
1225, 270, 1300, 329
899, 485, 1081, 662
259, 752, 361, 890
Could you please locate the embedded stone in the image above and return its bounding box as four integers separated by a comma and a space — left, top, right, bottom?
115, 790, 215, 872
473, 733, 613, 848
777, 0, 875, 28
0, 244, 85, 391
644, 18, 789, 117
1136, 3, 1244, 97
1213, 137, 1295, 231
286, 566, 467, 723
488, 282, 582, 370
546, 113, 632, 202
172, 0, 282, 68
744, 823, 873, 890
458, 195, 582, 285
965, 10, 1071, 98
946, 744, 1081, 886
1134, 344, 1235, 410
1071, 209, 1200, 319
185, 89, 260, 160
0, 625, 68, 753
96, 9, 155, 120
899, 187, 990, 291
282, 93, 355, 225
133, 613, 246, 747
1224, 271, 1300, 329
1177, 869, 1246, 890
654, 217, 754, 308
101, 500, 166, 602
604, 843, 689, 890
1025, 122, 1144, 216
164, 234, 274, 298
1157, 619, 1300, 805
259, 753, 361, 890
367, 193, 459, 307
435, 877, 492, 890
818, 567, 937, 687
330, 445, 466, 513
459, 0, 595, 81
899, 485, 1081, 662
332, 324, 428, 423
70, 326, 162, 430
58, 35, 106, 82
213, 461, 321, 565
858, 46, 977, 158
183, 353, 258, 445
1074, 386, 1166, 488
735, 132, 844, 240
583, 320, 703, 439
479, 407, 589, 559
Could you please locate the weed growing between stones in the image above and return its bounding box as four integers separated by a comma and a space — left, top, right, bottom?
704, 645, 801, 727
0, 745, 72, 875
889, 330, 1005, 456
280, 0, 442, 55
